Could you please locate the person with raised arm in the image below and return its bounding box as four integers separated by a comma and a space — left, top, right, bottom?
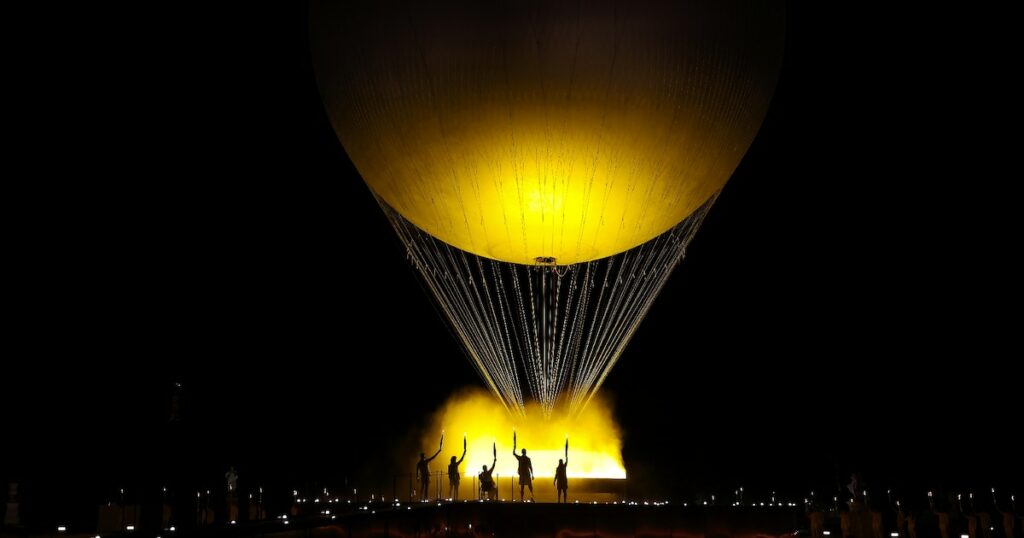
554, 437, 569, 503
512, 429, 534, 501
416, 433, 443, 501
447, 434, 467, 500
478, 442, 497, 500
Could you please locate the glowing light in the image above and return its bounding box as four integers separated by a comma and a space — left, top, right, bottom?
57, 526, 67, 532
824, 532, 831, 536
421, 388, 624, 479
126, 526, 135, 532
170, 526, 176, 531
892, 533, 900, 536
314, 4, 782, 266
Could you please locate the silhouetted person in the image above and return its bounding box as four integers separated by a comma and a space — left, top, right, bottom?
512, 431, 533, 501
447, 436, 467, 500
225, 465, 238, 520
225, 467, 238, 493
478, 443, 497, 500
416, 434, 443, 501
847, 473, 860, 502
554, 437, 569, 503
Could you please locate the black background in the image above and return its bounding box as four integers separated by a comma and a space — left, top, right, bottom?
4, 1, 1019, 527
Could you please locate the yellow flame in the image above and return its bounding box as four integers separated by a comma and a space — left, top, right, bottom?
420, 388, 625, 479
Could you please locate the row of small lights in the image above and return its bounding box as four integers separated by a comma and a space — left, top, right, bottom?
284, 497, 820, 512
259, 487, 1015, 526
65, 486, 1013, 534
57, 524, 177, 536
71, 493, 1004, 533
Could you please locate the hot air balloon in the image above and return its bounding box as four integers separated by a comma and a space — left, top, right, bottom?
311, 0, 784, 416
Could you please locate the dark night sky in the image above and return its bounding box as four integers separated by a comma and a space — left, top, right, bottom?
4, 1, 1019, 522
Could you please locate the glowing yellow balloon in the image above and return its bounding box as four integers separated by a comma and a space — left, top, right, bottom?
312, 1, 783, 265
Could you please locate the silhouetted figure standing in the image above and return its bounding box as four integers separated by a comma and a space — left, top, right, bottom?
225, 466, 239, 522
478, 443, 497, 500
225, 467, 238, 493
847, 473, 860, 502
416, 434, 443, 501
512, 431, 533, 501
554, 437, 569, 503
447, 435, 467, 500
